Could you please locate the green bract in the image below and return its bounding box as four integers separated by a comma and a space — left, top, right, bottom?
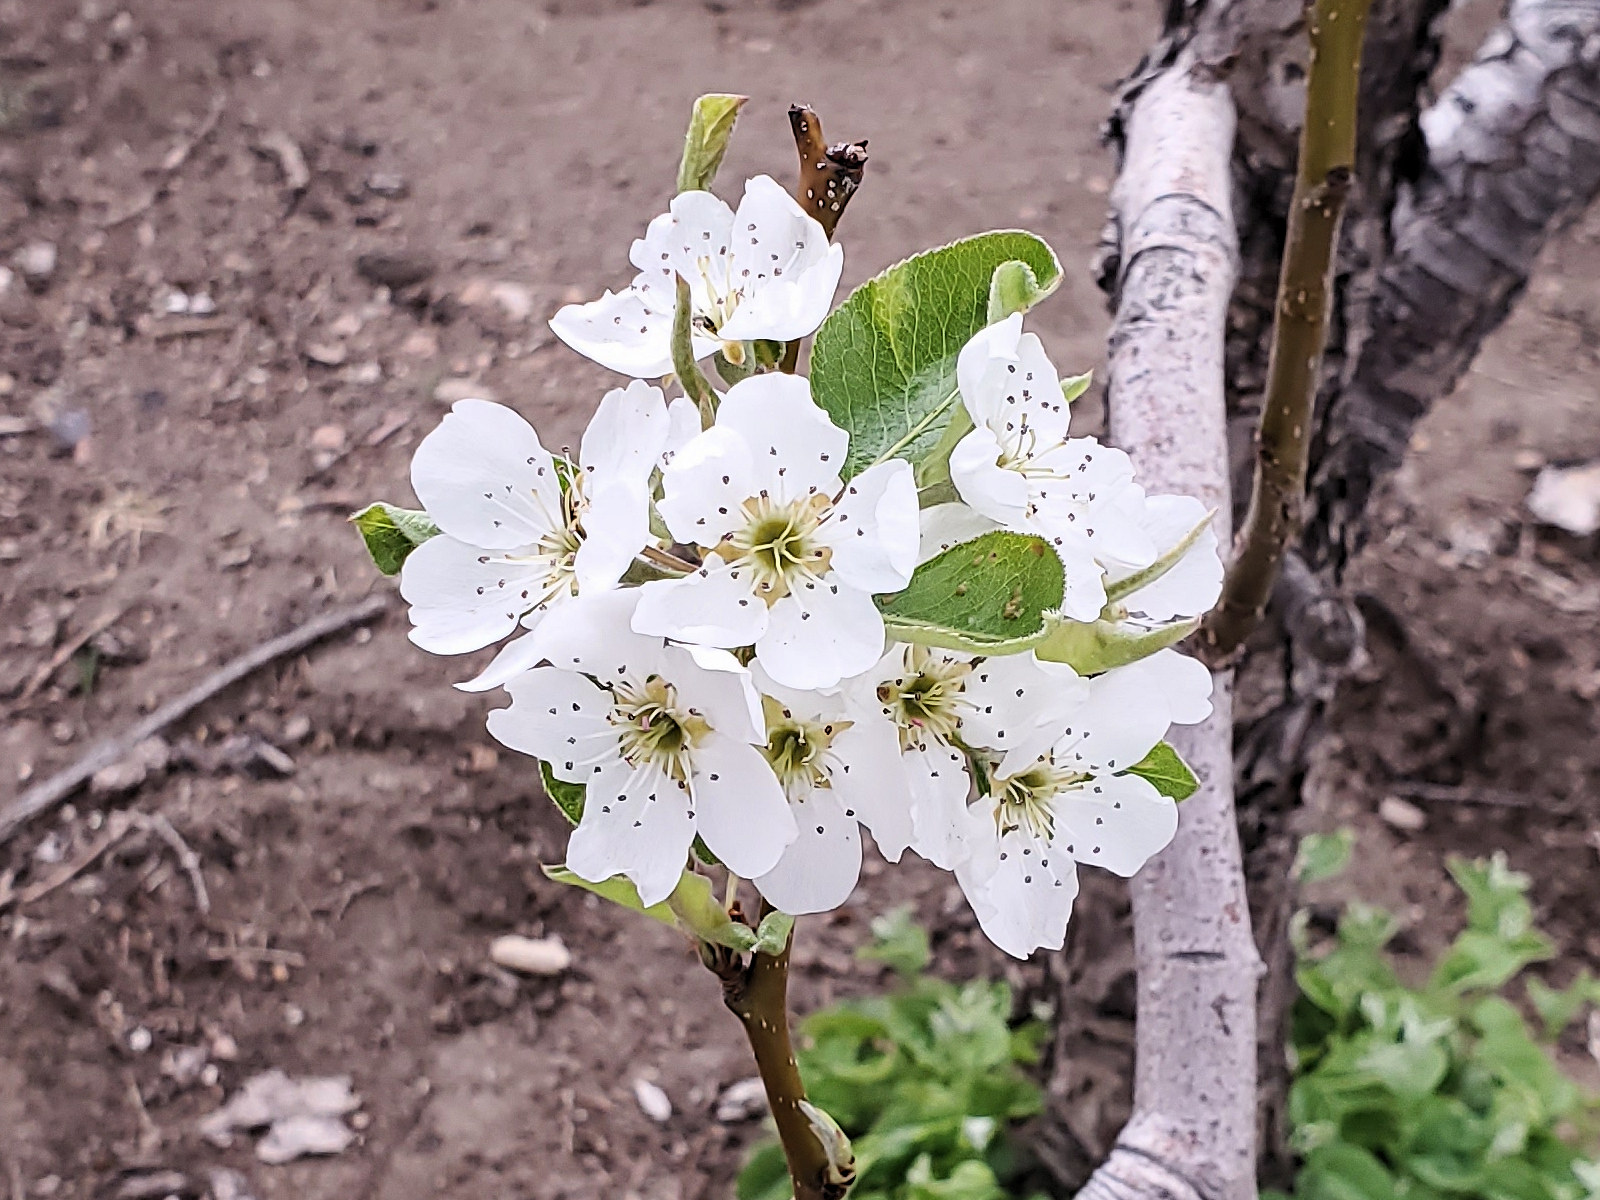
541, 863, 793, 954
1033, 614, 1199, 674
810, 231, 1062, 479
676, 92, 746, 193
1121, 741, 1199, 801
540, 761, 586, 825
877, 531, 1064, 654
350, 502, 439, 576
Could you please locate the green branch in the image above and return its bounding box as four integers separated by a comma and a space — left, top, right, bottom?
1199, 0, 1372, 661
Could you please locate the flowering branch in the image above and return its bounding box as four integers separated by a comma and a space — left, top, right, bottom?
1199, 0, 1372, 661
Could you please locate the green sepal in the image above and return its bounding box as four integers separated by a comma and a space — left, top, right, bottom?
667, 871, 762, 952
752, 910, 796, 956
676, 93, 746, 194
810, 231, 1062, 479
713, 348, 757, 387
1121, 741, 1199, 801
691, 834, 721, 867
877, 531, 1064, 654
539, 761, 586, 824
1103, 509, 1215, 605
541, 864, 678, 926
986, 259, 1050, 323
1060, 370, 1093, 405
1033, 615, 1198, 673
350, 502, 439, 576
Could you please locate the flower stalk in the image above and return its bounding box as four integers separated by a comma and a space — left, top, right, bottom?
1199, 0, 1372, 661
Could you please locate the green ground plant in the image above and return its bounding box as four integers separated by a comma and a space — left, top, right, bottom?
738, 909, 1049, 1200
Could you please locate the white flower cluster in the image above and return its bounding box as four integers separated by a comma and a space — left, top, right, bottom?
396, 176, 1223, 958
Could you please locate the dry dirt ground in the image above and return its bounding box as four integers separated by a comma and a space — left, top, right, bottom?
0, 1, 1596, 1198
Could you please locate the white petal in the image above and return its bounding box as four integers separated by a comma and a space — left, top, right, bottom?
754, 785, 862, 915
567, 757, 694, 907
691, 732, 795, 878
631, 564, 769, 650
821, 459, 920, 594
579, 380, 670, 488
917, 503, 1001, 565
756, 581, 885, 690
829, 716, 915, 862
1112, 495, 1223, 621
905, 742, 978, 870
957, 833, 1078, 959
644, 190, 737, 314
661, 396, 704, 467
485, 667, 615, 781
950, 427, 1029, 526
572, 479, 651, 593
456, 625, 550, 693
400, 534, 545, 654
719, 243, 844, 343
1058, 773, 1177, 877
956, 313, 1023, 422
411, 399, 563, 549
656, 425, 760, 546
1001, 332, 1071, 438
1042, 532, 1110, 623
719, 176, 841, 342
1135, 647, 1215, 725
714, 373, 846, 500
1061, 649, 1212, 773
549, 287, 677, 379
665, 642, 765, 745
534, 589, 670, 685
963, 653, 1087, 768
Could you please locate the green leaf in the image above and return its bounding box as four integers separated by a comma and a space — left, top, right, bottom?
676, 93, 746, 193
752, 910, 795, 956
539, 761, 585, 825
1296, 829, 1357, 884
1060, 370, 1093, 405
1121, 741, 1199, 800
1033, 615, 1198, 673
541, 864, 678, 926
857, 906, 932, 977
877, 531, 1064, 652
986, 259, 1050, 324
666, 870, 758, 952
811, 231, 1062, 478
1299, 1143, 1401, 1200
350, 502, 439, 575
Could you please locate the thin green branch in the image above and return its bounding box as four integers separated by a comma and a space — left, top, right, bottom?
673, 277, 718, 423
1199, 0, 1372, 662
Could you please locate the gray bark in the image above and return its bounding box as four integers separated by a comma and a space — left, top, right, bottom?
1077, 63, 1262, 1200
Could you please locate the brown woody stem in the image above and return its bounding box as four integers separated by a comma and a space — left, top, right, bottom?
1198, 0, 1372, 661
779, 105, 867, 375
703, 907, 831, 1200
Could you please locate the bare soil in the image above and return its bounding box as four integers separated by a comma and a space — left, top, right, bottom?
0, 1, 1595, 1197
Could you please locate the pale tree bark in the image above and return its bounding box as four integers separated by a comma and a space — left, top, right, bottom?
1074, 62, 1262, 1200
1056, 0, 1600, 1193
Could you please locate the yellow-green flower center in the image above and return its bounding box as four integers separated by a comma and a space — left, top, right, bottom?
713, 493, 833, 603
761, 697, 850, 799
990, 758, 1088, 842
609, 674, 710, 783
875, 645, 974, 752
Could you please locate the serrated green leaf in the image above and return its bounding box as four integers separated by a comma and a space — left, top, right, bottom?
1296, 829, 1357, 883
986, 260, 1047, 324
350, 502, 440, 575
676, 93, 746, 193
541, 864, 678, 926
811, 231, 1062, 478
539, 760, 585, 825
877, 531, 1064, 652
1033, 615, 1198, 673
1121, 741, 1199, 800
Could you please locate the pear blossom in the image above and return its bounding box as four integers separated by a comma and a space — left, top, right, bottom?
1105, 494, 1223, 623
953, 648, 1214, 958
947, 315, 1159, 619
749, 666, 911, 916
400, 386, 668, 676
550, 175, 844, 378
632, 373, 920, 690
484, 590, 795, 906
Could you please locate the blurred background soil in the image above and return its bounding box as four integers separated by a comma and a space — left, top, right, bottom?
0, 1, 1595, 1197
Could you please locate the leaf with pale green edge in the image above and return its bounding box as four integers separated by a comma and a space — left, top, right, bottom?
540, 761, 585, 825
877, 531, 1064, 653
811, 231, 1062, 479
1033, 615, 1198, 673
1121, 741, 1199, 801
541, 864, 678, 927
752, 911, 795, 956
351, 502, 439, 575
676, 93, 746, 194
1295, 829, 1356, 884
1060, 371, 1093, 405
986, 259, 1051, 323
1104, 510, 1216, 605
667, 871, 759, 952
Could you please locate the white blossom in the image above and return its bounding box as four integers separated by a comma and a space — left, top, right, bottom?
953, 648, 1213, 958
947, 315, 1158, 619
549, 175, 844, 378
749, 666, 910, 916
1105, 494, 1223, 623
485, 590, 795, 907
400, 387, 667, 675
632, 373, 920, 690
